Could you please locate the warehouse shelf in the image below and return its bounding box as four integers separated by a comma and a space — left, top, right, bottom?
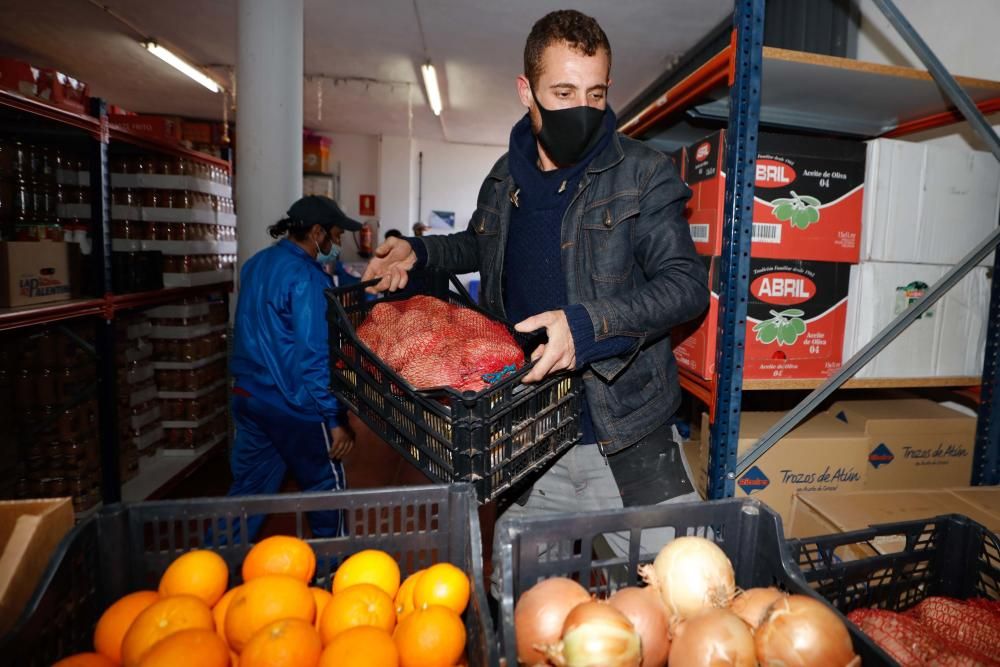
108, 125, 231, 169
0, 88, 101, 136
0, 298, 105, 332
623, 44, 1000, 142
621, 0, 1000, 497
121, 435, 227, 503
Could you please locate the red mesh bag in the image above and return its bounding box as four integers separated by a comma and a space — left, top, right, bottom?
356, 295, 525, 391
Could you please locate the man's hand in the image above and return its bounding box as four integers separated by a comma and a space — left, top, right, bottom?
515, 310, 577, 383
329, 424, 355, 460
361, 238, 417, 293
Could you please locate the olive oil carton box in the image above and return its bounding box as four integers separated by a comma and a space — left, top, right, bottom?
0, 241, 72, 308
673, 257, 850, 380
829, 399, 975, 491
697, 412, 868, 534
683, 130, 865, 263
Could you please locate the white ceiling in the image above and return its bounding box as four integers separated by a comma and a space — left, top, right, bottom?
0, 0, 732, 146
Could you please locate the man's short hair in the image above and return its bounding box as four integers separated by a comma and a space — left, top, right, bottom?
524, 10, 611, 89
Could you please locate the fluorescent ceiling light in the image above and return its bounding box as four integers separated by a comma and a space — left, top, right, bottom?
421, 62, 442, 116
144, 41, 220, 93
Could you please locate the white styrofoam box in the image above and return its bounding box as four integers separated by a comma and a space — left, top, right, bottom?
862, 138, 1000, 266
844, 262, 990, 378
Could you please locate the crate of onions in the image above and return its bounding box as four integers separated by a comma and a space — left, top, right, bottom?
788, 513, 1000, 666
327, 269, 582, 504
496, 498, 889, 666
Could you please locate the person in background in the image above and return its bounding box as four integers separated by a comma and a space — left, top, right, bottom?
229, 195, 361, 539
412, 222, 429, 237
364, 10, 708, 563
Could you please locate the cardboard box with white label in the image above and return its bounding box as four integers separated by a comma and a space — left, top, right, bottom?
843, 262, 989, 378
695, 412, 869, 533
829, 399, 976, 490
0, 241, 73, 308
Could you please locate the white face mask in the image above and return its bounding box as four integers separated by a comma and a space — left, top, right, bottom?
315, 239, 341, 265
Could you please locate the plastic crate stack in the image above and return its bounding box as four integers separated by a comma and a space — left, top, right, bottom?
115, 312, 161, 475
109, 154, 236, 294
0, 324, 101, 513
150, 298, 228, 453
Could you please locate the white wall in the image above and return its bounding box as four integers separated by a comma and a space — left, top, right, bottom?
855, 0, 1000, 152
315, 131, 380, 263
412, 139, 506, 235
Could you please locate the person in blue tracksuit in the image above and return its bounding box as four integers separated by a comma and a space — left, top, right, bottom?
228, 195, 361, 540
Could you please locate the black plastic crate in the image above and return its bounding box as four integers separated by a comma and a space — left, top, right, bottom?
496, 498, 892, 666
788, 514, 1000, 626
1, 484, 497, 667
327, 269, 582, 503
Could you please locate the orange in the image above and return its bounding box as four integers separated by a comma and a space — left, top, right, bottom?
412, 563, 470, 614
311, 587, 333, 630
394, 605, 466, 667
395, 570, 424, 620
239, 618, 323, 667
319, 625, 399, 667
53, 654, 117, 667
224, 574, 315, 652
93, 590, 160, 663
319, 583, 396, 644
136, 628, 229, 667
332, 549, 400, 598
241, 535, 316, 583
121, 594, 214, 667
229, 651, 239, 667
213, 586, 241, 639
158, 549, 230, 607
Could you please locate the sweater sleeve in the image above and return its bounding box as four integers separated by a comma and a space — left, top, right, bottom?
563, 303, 636, 368
405, 237, 429, 269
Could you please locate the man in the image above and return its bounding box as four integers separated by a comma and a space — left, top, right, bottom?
364, 10, 708, 553
229, 195, 360, 539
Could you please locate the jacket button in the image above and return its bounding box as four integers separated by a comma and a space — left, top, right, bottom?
603, 211, 612, 227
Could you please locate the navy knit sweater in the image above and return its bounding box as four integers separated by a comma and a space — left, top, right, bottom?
412, 109, 635, 443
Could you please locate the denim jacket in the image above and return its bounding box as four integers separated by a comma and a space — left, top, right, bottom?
420, 131, 709, 454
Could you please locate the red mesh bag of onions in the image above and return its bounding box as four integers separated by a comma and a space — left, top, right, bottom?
355, 295, 525, 392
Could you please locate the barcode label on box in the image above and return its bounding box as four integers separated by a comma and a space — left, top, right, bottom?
689, 224, 709, 243
752, 223, 782, 244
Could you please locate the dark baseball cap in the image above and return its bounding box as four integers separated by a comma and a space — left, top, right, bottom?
286, 195, 363, 231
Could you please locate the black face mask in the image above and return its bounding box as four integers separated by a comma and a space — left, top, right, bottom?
531, 87, 606, 166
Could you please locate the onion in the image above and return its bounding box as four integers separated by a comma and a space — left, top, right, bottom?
546, 600, 641, 667
638, 536, 736, 623
608, 587, 670, 667
514, 577, 591, 665
668, 608, 756, 667
730, 587, 786, 630
755, 594, 857, 666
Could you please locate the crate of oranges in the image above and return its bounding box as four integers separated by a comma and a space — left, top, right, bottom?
0, 484, 495, 666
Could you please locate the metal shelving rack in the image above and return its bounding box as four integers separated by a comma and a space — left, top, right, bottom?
619, 0, 1000, 498
0, 90, 233, 505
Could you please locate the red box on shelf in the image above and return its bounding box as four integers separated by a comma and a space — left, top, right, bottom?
684, 130, 865, 263
35, 69, 89, 114
108, 113, 183, 142
673, 256, 850, 381
0, 59, 37, 96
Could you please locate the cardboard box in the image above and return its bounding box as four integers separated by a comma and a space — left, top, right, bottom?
0, 498, 74, 635
181, 121, 213, 144
303, 132, 332, 174
948, 487, 1000, 533
35, 69, 88, 114
863, 138, 1000, 266
0, 58, 37, 96
789, 489, 1000, 556
830, 399, 976, 490
108, 114, 183, 142
696, 412, 869, 533
843, 262, 989, 378
673, 256, 850, 380
684, 130, 865, 262
0, 241, 72, 307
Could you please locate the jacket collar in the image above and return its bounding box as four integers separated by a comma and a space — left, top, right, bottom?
486, 112, 624, 182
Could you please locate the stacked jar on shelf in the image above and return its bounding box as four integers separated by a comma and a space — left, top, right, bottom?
150, 298, 228, 451
115, 312, 162, 471
0, 324, 101, 513
0, 138, 89, 243
109, 154, 236, 292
